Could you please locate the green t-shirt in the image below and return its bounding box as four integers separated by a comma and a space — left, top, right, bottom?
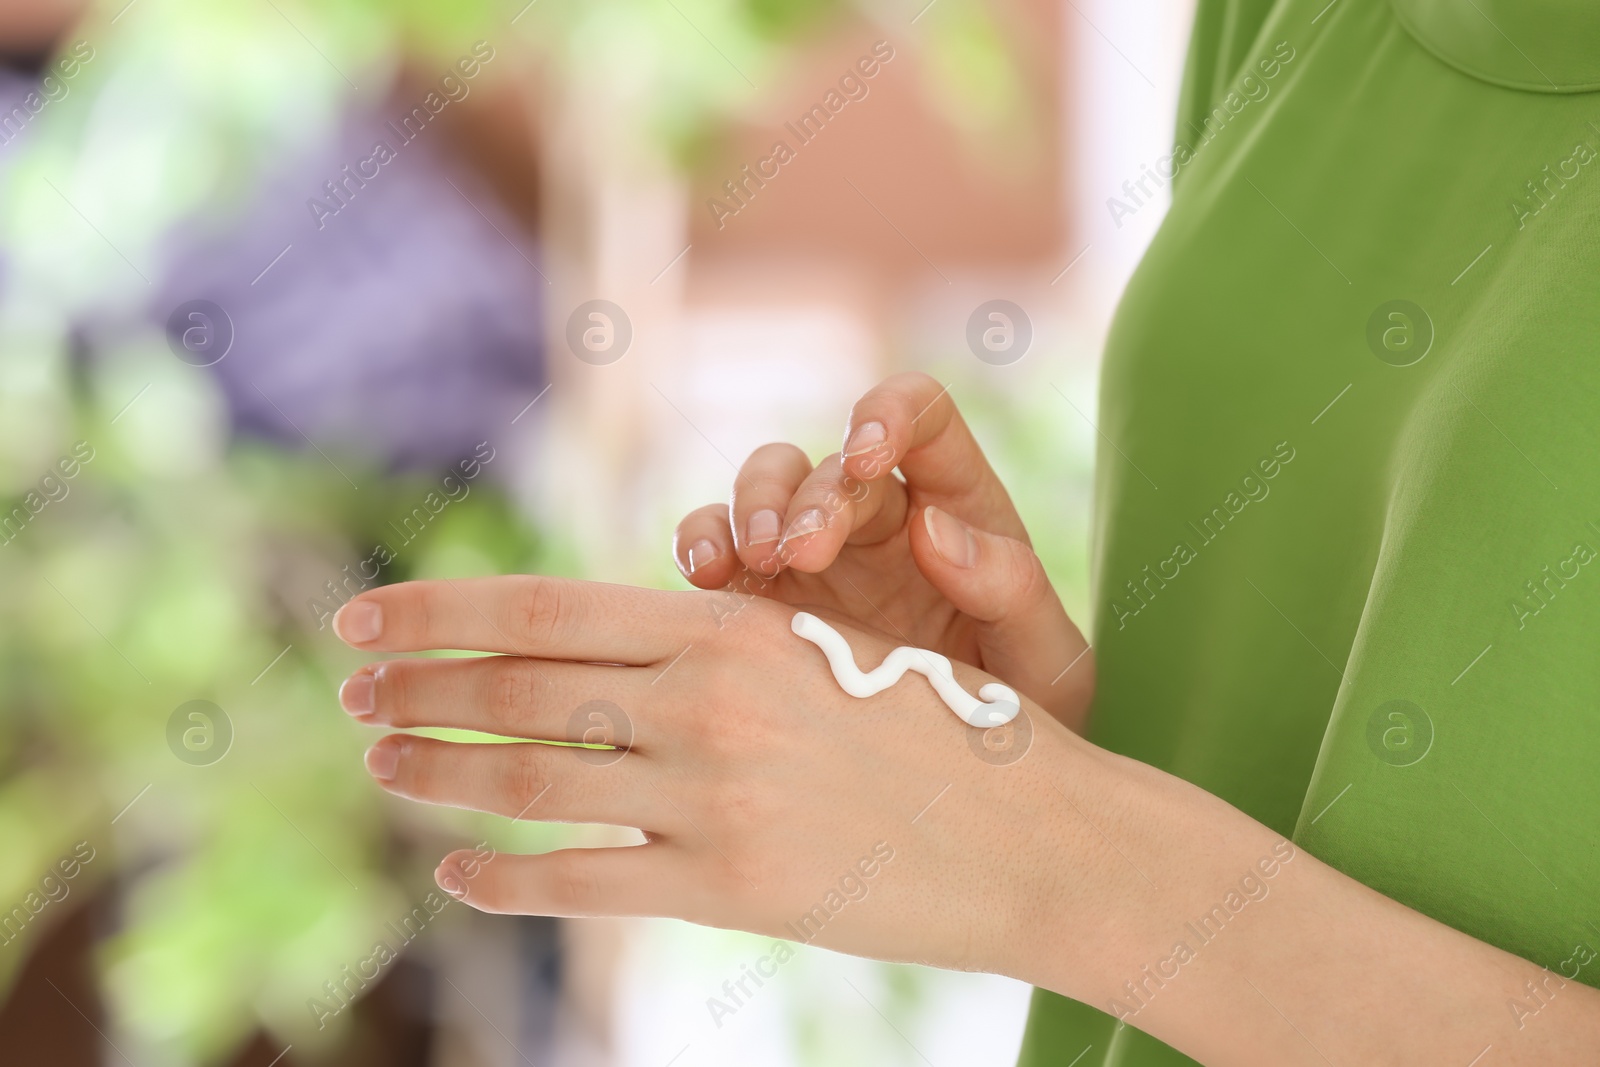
1019, 1, 1600, 1063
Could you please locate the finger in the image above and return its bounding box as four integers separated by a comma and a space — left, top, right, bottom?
437, 844, 692, 918
339, 656, 650, 740
672, 504, 781, 601
673, 504, 741, 589
728, 442, 813, 576
332, 576, 695, 660
911, 505, 1093, 730
840, 371, 1028, 541
365, 733, 653, 828
772, 452, 910, 574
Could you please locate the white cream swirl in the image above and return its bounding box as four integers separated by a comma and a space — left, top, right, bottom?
790, 611, 1020, 728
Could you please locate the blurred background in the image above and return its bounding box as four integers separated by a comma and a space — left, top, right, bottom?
0, 0, 1193, 1063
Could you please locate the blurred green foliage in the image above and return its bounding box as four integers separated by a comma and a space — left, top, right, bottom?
0, 0, 1034, 1061
0, 340, 574, 1063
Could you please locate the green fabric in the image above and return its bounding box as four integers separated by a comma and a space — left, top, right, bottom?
1391, 0, 1600, 93
1019, 1, 1600, 1063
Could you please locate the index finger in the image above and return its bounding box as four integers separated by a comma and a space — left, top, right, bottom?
839, 371, 1028, 543
332, 575, 696, 663
767, 451, 909, 574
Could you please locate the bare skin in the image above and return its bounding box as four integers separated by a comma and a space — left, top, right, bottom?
669, 372, 1093, 731
333, 379, 1600, 1065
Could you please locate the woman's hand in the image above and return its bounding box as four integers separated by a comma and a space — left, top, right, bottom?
333, 575, 1600, 1065
671, 373, 1094, 732
331, 575, 1104, 981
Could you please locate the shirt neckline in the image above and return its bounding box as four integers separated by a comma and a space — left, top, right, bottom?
1388, 0, 1600, 94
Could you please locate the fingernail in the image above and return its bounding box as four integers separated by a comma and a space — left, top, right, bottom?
843, 420, 887, 458
339, 670, 375, 718
779, 507, 826, 546
436, 863, 468, 899
364, 738, 401, 781
334, 600, 383, 644
746, 508, 781, 546
686, 538, 720, 575
925, 506, 977, 568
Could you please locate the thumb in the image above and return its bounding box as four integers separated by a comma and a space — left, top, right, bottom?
910, 505, 1093, 732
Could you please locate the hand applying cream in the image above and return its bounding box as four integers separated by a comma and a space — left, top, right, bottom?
790, 611, 1020, 727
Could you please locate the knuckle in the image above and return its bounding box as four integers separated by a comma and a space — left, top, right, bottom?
740, 442, 806, 488
514, 576, 579, 646
547, 854, 602, 913
395, 736, 430, 792
856, 448, 893, 478
373, 663, 409, 721
800, 466, 853, 516
883, 370, 941, 412
488, 662, 537, 732
1007, 541, 1050, 605
679, 504, 729, 542
717, 598, 783, 650
747, 440, 806, 468
419, 590, 436, 640
865, 369, 921, 401
501, 745, 549, 815
686, 502, 724, 524
817, 483, 847, 514
404, 586, 438, 646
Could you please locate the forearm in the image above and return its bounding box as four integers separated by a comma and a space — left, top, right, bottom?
1019, 745, 1600, 1065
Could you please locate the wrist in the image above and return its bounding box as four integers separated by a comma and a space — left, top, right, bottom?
1006, 738, 1287, 1011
